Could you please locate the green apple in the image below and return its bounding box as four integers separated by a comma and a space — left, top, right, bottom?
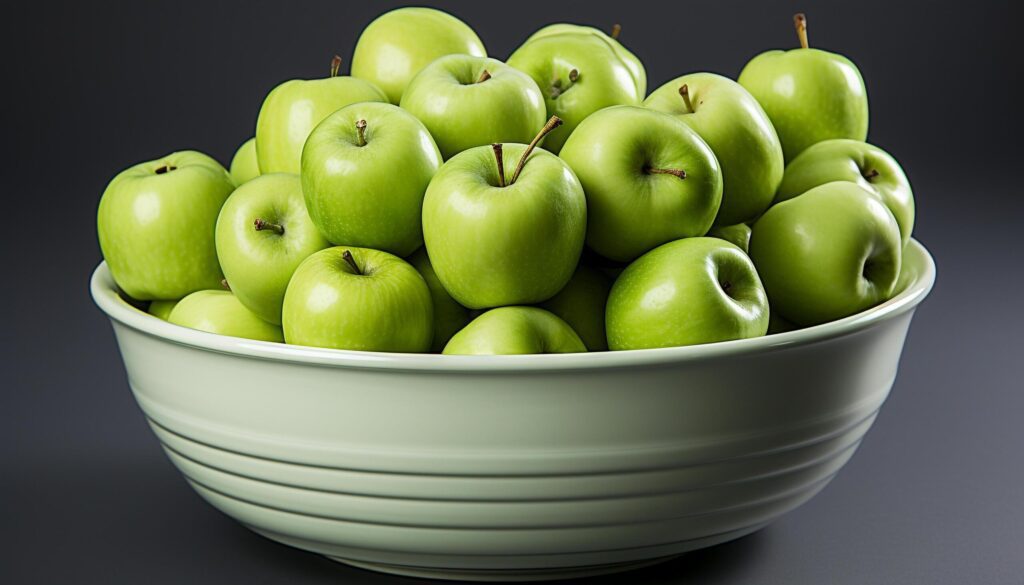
738, 14, 868, 161
97, 151, 234, 300
559, 105, 722, 263
422, 120, 587, 309
524, 23, 646, 96
302, 102, 442, 257
767, 311, 799, 335
168, 290, 284, 342
215, 173, 329, 324
407, 247, 472, 352
749, 181, 901, 326
644, 73, 783, 225
607, 237, 769, 350
255, 56, 388, 174
539, 264, 612, 351
507, 32, 643, 153
147, 299, 179, 320
282, 247, 433, 352
351, 7, 486, 104
229, 137, 259, 185
443, 307, 586, 355
775, 138, 914, 245
707, 223, 752, 253
399, 55, 546, 159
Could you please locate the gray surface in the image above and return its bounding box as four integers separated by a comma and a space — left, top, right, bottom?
3, 0, 1022, 583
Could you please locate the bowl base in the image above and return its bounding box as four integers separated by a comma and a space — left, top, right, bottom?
327, 554, 681, 582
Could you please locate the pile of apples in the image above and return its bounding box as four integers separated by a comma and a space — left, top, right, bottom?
97, 8, 915, 355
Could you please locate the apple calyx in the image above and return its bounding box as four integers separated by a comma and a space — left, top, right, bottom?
794, 13, 809, 49
550, 69, 579, 98
476, 70, 492, 83
491, 143, 506, 187
355, 119, 368, 146
510, 116, 563, 184
154, 164, 177, 174
341, 250, 363, 275
678, 84, 695, 113
862, 168, 880, 181
220, 278, 231, 291
611, 24, 622, 40
253, 218, 285, 235
644, 166, 687, 179
330, 55, 342, 77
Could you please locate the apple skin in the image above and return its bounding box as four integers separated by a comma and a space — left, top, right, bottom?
407, 247, 472, 352
525, 24, 646, 97
351, 7, 486, 104
168, 290, 284, 342
707, 223, 752, 253
559, 105, 723, 263
749, 181, 902, 327
255, 74, 387, 174
147, 299, 179, 321
443, 307, 586, 355
739, 48, 868, 161
775, 139, 914, 245
507, 33, 642, 153
282, 247, 433, 352
539, 264, 612, 351
422, 143, 587, 309
97, 151, 234, 300
644, 73, 783, 226
229, 137, 259, 185
606, 237, 769, 350
302, 102, 442, 257
215, 173, 329, 324
399, 55, 546, 160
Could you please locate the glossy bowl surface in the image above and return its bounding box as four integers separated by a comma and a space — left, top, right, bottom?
91, 240, 935, 581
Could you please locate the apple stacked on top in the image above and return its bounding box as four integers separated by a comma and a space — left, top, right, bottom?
96, 9, 915, 355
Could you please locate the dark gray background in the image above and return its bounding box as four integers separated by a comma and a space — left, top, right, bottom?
4, 0, 1022, 583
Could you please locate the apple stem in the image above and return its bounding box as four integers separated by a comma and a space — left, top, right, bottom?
510, 116, 563, 185
355, 119, 367, 146
550, 69, 579, 98
863, 168, 880, 180
477, 69, 492, 83
253, 218, 284, 235
610, 24, 621, 39
154, 164, 176, 174
679, 84, 694, 113
221, 278, 231, 291
341, 250, 362, 275
645, 167, 687, 179
794, 13, 809, 49
330, 55, 342, 77
492, 143, 506, 187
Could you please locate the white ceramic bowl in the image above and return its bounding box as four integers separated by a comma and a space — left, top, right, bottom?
90, 240, 935, 582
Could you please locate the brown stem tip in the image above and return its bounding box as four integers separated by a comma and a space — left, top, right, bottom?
510, 116, 563, 185
341, 250, 362, 275
253, 218, 285, 235
355, 119, 367, 146
220, 278, 231, 291
492, 143, 506, 187
646, 167, 687, 179
794, 13, 809, 49
476, 69, 492, 83
679, 84, 694, 113
154, 164, 176, 174
330, 55, 342, 77
610, 24, 622, 40
863, 168, 880, 180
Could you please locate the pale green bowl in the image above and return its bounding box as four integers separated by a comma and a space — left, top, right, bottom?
90, 240, 935, 582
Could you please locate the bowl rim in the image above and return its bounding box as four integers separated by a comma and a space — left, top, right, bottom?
90, 239, 936, 373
